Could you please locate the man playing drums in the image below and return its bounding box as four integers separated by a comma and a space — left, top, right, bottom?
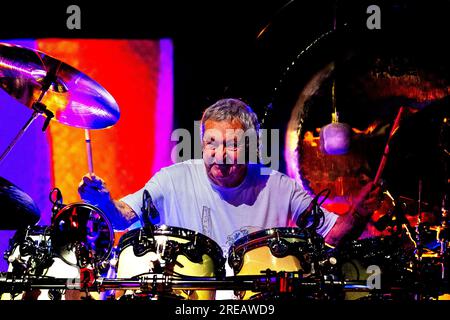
78, 98, 379, 298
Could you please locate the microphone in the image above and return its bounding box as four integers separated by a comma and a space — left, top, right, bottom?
49, 187, 64, 220
141, 190, 159, 229
296, 189, 330, 230
296, 198, 318, 229
135, 191, 160, 267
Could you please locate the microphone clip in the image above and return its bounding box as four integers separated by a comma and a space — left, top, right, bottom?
296, 189, 330, 231
49, 188, 65, 220
141, 190, 159, 230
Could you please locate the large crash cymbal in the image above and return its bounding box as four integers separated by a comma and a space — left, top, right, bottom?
0, 42, 120, 129
0, 176, 40, 230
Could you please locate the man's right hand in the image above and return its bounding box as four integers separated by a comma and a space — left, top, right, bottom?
78, 173, 112, 206
78, 174, 138, 230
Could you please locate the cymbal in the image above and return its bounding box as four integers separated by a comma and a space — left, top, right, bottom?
0, 42, 120, 129
0, 177, 40, 230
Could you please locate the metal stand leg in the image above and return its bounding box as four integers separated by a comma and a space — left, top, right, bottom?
0, 110, 40, 164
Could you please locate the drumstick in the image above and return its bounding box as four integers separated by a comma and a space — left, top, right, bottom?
374, 106, 406, 185
84, 129, 94, 174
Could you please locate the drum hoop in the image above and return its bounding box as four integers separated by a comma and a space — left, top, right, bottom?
228, 227, 308, 254
119, 225, 221, 252
118, 225, 225, 276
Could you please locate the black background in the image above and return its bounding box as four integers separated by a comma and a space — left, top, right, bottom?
0, 0, 449, 314
0, 0, 448, 203
2, 0, 447, 128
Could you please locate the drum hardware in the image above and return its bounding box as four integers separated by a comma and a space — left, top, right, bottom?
6, 226, 54, 277
0, 271, 374, 296
268, 235, 289, 257
438, 195, 449, 277
51, 202, 114, 268
129, 230, 200, 272
132, 228, 157, 258
1, 200, 113, 300
129, 190, 161, 263
437, 115, 450, 288
49, 188, 65, 219
296, 189, 330, 231
414, 180, 427, 260
142, 189, 159, 223
0, 94, 55, 165
374, 195, 417, 241
407, 192, 450, 299
47, 202, 114, 298
47, 289, 63, 300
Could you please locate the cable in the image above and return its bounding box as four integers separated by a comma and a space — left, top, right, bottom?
296, 188, 331, 231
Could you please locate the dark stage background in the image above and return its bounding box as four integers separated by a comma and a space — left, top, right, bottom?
0, 0, 449, 230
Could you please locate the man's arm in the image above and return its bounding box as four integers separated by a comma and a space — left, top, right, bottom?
324, 210, 368, 247
78, 174, 139, 230
102, 199, 139, 230
324, 182, 379, 247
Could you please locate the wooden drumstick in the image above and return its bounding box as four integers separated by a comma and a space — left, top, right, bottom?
85, 129, 94, 174
374, 106, 406, 185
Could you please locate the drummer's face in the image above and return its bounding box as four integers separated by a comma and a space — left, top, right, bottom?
202, 119, 248, 188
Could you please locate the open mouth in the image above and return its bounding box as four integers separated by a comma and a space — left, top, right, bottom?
213, 164, 232, 175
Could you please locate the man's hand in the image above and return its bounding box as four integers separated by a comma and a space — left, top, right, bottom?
351, 181, 382, 220
325, 181, 382, 246
78, 173, 138, 230
78, 173, 112, 206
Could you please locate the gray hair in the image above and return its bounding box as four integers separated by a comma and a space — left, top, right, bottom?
200, 98, 260, 139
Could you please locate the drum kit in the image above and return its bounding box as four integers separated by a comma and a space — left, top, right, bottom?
0, 41, 449, 301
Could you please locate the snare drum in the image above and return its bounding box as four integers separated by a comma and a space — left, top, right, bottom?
115, 225, 225, 300
228, 227, 321, 300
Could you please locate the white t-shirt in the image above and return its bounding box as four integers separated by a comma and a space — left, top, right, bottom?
121, 159, 338, 254
121, 159, 338, 299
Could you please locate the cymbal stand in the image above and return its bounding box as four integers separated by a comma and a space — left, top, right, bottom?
415, 180, 424, 260
438, 117, 450, 288
0, 62, 61, 164
438, 196, 449, 285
